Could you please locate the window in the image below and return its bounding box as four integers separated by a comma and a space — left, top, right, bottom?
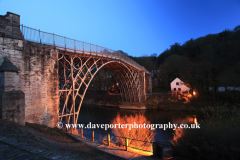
176, 82, 179, 85
174, 88, 176, 91
178, 88, 181, 91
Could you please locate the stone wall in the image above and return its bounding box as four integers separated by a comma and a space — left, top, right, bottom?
0, 12, 59, 127
0, 12, 23, 40
22, 41, 59, 127
0, 37, 25, 125
1, 89, 25, 125
0, 36, 59, 127
0, 57, 25, 125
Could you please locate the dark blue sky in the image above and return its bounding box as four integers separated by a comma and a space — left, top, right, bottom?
1, 0, 240, 57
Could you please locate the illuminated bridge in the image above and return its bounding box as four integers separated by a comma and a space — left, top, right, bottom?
0, 12, 152, 127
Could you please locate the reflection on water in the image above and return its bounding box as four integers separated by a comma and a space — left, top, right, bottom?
170, 127, 184, 146
172, 115, 197, 124
77, 104, 202, 141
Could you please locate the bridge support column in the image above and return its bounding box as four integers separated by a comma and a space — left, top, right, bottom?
141, 66, 147, 101
145, 73, 152, 95
0, 57, 25, 125
0, 12, 59, 128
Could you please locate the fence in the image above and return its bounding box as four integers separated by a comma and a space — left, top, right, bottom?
20, 25, 150, 74
72, 128, 240, 159
74, 128, 154, 154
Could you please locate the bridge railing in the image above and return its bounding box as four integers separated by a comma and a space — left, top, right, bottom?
20, 25, 150, 74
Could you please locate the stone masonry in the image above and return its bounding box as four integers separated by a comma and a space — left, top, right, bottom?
0, 12, 58, 127
0, 12, 23, 40
21, 41, 59, 127
0, 57, 25, 125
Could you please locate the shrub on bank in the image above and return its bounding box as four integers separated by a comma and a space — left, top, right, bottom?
111, 113, 155, 152
170, 105, 240, 159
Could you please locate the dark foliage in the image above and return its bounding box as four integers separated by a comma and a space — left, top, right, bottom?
155, 25, 240, 103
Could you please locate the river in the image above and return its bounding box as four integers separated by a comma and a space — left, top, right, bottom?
76, 103, 203, 142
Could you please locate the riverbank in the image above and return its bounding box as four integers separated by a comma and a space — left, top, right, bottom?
143, 99, 204, 112
0, 120, 122, 160
83, 94, 205, 112
170, 105, 240, 159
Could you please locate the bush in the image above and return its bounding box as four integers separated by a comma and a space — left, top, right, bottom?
111, 113, 155, 151
170, 105, 240, 159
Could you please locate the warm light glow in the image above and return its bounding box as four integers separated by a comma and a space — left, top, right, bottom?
116, 83, 119, 86
171, 117, 198, 146
170, 128, 184, 146
193, 91, 196, 95
194, 117, 197, 124
172, 116, 197, 124
127, 147, 153, 156
111, 113, 155, 154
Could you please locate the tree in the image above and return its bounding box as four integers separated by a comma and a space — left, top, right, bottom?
111, 113, 155, 151
233, 25, 240, 32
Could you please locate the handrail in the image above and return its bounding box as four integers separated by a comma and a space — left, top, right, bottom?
20, 24, 150, 74
77, 128, 153, 153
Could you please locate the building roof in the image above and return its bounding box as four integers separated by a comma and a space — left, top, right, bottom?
170, 77, 182, 84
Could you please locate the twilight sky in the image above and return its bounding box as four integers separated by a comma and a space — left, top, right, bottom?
1, 0, 240, 57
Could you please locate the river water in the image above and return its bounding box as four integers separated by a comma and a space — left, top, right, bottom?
76, 103, 203, 142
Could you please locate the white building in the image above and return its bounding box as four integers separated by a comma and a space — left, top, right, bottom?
170, 77, 190, 92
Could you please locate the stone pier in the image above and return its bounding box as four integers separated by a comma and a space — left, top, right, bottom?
0, 12, 58, 127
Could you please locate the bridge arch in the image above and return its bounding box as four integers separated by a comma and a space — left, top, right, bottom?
58, 51, 144, 124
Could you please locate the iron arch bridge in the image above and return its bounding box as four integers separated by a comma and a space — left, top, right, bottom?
21, 25, 152, 125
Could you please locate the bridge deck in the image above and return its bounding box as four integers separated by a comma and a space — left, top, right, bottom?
21, 25, 150, 74
57, 47, 143, 72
